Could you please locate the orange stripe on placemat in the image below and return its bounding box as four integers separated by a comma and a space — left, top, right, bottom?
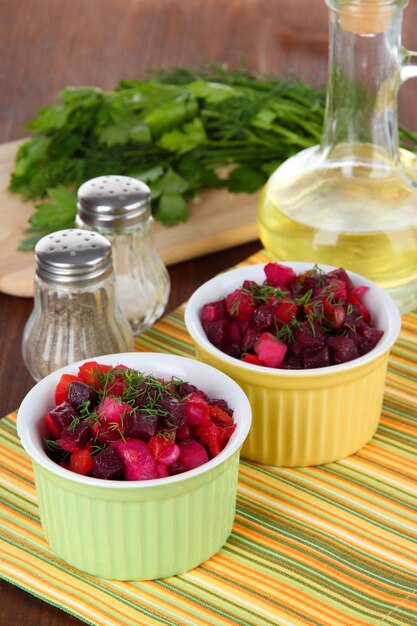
237, 473, 417, 554
197, 553, 376, 626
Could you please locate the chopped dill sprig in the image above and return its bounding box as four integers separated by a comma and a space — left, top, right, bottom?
295, 288, 313, 306
308, 264, 326, 283
67, 414, 83, 430
44, 438, 62, 451
120, 367, 145, 405
274, 320, 301, 344
169, 376, 186, 399
44, 438, 70, 461
242, 283, 289, 304
97, 367, 116, 400
156, 429, 176, 444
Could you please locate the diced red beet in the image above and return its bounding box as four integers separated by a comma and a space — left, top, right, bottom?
344, 303, 367, 332
201, 299, 227, 322
251, 305, 276, 331
209, 404, 234, 426
292, 321, 325, 357
220, 424, 237, 445
222, 343, 241, 358
149, 434, 177, 462
67, 381, 98, 408
176, 424, 191, 441
229, 321, 241, 344
203, 319, 230, 347
254, 332, 287, 368
240, 353, 262, 365
297, 273, 321, 295
44, 412, 62, 439
97, 397, 130, 427
241, 327, 260, 353
78, 361, 112, 387
57, 421, 92, 452
322, 279, 348, 303
347, 292, 371, 323
92, 446, 125, 480
178, 439, 209, 470
47, 402, 78, 435
55, 374, 82, 405
303, 297, 324, 318
69, 449, 93, 476
173, 381, 205, 400
135, 379, 169, 407
124, 410, 159, 441
198, 421, 236, 457
237, 319, 250, 334
159, 397, 186, 428
156, 463, 169, 478
302, 346, 330, 369
323, 302, 346, 329
357, 326, 384, 354
280, 353, 303, 369
275, 299, 297, 324
106, 377, 127, 397
208, 398, 234, 417
264, 262, 296, 288
169, 460, 187, 475
326, 268, 353, 288
327, 336, 360, 364
184, 394, 210, 425
158, 443, 180, 466
112, 439, 157, 481
225, 288, 256, 321
351, 285, 370, 299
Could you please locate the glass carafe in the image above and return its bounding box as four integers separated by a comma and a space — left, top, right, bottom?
257, 0, 417, 312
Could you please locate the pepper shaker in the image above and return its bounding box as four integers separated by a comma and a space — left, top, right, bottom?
22, 229, 134, 381
76, 175, 170, 335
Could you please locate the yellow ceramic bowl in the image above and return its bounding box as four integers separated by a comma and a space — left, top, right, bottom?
184, 262, 401, 466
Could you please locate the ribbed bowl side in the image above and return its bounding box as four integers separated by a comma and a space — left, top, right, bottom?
32, 453, 240, 580
195, 347, 390, 466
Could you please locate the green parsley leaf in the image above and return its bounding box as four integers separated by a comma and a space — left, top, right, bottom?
9, 65, 417, 248
185, 80, 241, 103
19, 185, 77, 248
226, 165, 265, 193
152, 168, 190, 196
155, 193, 188, 225
158, 118, 206, 154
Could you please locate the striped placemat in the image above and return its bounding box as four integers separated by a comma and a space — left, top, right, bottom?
1, 251, 417, 626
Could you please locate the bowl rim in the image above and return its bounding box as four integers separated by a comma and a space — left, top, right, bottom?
184, 261, 402, 378
17, 352, 252, 489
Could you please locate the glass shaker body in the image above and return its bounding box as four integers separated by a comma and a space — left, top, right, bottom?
76, 176, 170, 335
22, 229, 133, 382
257, 0, 417, 312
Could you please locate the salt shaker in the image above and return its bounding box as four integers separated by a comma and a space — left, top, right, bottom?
22, 229, 134, 381
76, 175, 170, 335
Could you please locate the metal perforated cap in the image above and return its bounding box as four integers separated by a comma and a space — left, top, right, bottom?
76, 175, 151, 230
35, 229, 113, 285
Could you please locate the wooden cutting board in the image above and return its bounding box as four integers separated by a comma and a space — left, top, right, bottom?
0, 140, 259, 297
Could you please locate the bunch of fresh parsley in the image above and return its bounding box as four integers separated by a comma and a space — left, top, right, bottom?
9, 66, 417, 250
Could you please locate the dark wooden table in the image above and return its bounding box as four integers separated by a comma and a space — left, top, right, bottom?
1, 1, 416, 624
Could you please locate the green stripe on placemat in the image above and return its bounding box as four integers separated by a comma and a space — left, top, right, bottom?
1, 251, 417, 626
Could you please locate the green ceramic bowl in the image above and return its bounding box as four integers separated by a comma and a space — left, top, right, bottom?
17, 353, 252, 580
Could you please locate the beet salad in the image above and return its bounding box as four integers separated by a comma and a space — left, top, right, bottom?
200, 263, 383, 369
43, 361, 236, 480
